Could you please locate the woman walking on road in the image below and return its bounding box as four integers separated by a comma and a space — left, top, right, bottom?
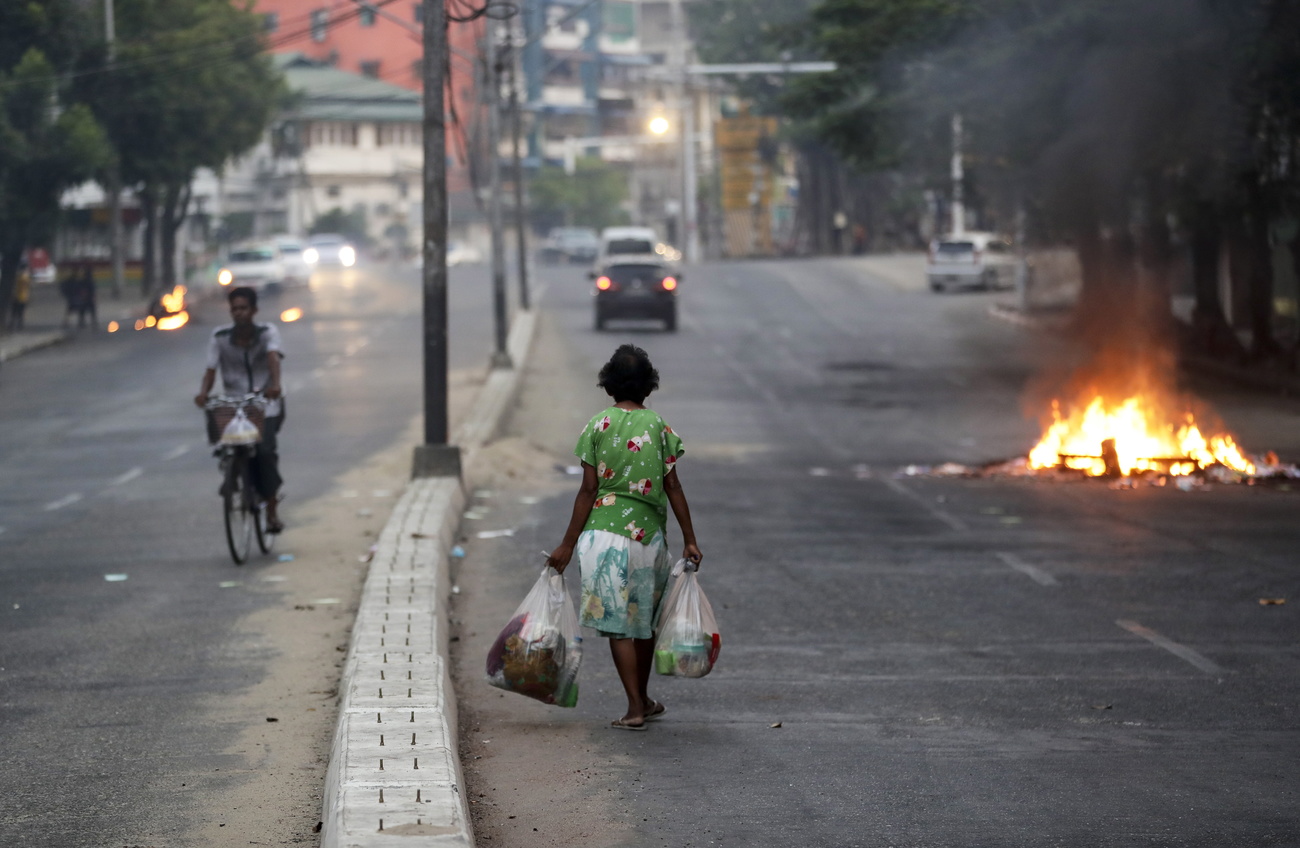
546, 344, 703, 731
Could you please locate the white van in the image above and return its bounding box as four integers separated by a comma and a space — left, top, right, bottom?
598, 226, 660, 261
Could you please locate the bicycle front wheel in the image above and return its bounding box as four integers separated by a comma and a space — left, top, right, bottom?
223, 452, 255, 565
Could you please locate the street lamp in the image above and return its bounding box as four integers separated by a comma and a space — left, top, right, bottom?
648, 116, 670, 136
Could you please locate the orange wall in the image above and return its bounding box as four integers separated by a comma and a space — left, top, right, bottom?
255, 1, 484, 192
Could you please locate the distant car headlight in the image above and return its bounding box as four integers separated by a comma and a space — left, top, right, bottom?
303, 248, 319, 265
339, 246, 356, 267
218, 268, 233, 286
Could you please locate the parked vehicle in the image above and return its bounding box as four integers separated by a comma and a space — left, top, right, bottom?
24, 247, 55, 284
304, 233, 357, 268
591, 255, 680, 332
540, 227, 600, 264
925, 232, 1016, 292
217, 242, 291, 292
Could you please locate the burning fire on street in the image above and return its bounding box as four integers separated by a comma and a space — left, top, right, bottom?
906, 357, 1296, 488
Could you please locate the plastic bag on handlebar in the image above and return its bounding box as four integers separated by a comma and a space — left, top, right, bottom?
653, 559, 720, 678
220, 408, 261, 446
485, 566, 583, 707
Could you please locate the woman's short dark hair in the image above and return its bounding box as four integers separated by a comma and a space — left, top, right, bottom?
598, 344, 659, 403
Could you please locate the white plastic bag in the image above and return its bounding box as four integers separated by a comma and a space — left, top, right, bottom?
654, 559, 720, 678
220, 408, 261, 446
485, 567, 583, 707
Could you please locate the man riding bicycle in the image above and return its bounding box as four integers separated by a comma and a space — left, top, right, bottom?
193, 286, 286, 533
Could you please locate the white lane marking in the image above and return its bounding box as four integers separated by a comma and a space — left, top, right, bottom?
43, 493, 84, 511
883, 478, 968, 532
1116, 619, 1225, 675
163, 445, 190, 460
995, 551, 1058, 586
109, 467, 143, 487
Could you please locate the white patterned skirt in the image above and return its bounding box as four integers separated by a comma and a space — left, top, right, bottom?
576, 529, 671, 639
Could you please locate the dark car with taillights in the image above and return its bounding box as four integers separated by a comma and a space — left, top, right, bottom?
590, 256, 680, 332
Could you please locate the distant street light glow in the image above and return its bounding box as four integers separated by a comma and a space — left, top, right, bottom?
280, 307, 303, 322
648, 116, 670, 135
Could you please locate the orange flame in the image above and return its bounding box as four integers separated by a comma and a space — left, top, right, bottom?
156, 311, 189, 330
160, 285, 186, 314
1028, 395, 1255, 476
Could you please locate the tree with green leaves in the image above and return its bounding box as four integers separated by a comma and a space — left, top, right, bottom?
0, 48, 111, 318
528, 157, 630, 233
74, 0, 284, 295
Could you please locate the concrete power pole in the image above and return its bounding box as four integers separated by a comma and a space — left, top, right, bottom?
412, 0, 461, 478
951, 112, 965, 237
105, 0, 124, 299
507, 33, 530, 311
485, 23, 512, 369
668, 0, 698, 263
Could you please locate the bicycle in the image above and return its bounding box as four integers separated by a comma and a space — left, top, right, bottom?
205, 394, 275, 564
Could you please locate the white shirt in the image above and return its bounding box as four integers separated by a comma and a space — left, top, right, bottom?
206, 322, 284, 416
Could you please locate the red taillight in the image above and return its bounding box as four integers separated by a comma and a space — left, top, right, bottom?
661, 276, 678, 291
596, 276, 612, 291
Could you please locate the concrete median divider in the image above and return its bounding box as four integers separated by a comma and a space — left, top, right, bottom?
321, 308, 538, 848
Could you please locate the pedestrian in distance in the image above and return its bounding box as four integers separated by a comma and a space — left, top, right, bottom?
75, 264, 97, 329
8, 262, 31, 330
59, 266, 80, 328
193, 286, 287, 533
546, 344, 703, 731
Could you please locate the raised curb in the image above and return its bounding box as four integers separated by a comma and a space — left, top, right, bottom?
0, 330, 68, 363
321, 308, 538, 848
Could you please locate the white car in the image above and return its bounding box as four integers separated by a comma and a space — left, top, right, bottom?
304, 233, 357, 268
268, 235, 310, 285
926, 232, 1017, 292
412, 242, 483, 268
217, 242, 289, 292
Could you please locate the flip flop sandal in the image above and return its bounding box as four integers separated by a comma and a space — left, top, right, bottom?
643, 702, 667, 722
609, 718, 647, 732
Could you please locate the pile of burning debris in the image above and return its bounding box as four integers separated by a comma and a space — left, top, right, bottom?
903, 393, 1299, 489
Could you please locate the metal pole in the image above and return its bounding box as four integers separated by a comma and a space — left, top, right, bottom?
105, 0, 124, 299
682, 85, 699, 263
485, 23, 512, 369
951, 112, 965, 236
508, 38, 530, 311
412, 0, 461, 478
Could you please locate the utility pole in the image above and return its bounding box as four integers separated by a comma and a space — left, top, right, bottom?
412, 0, 461, 478
105, 0, 124, 299
951, 112, 965, 236
507, 33, 530, 311
484, 22, 512, 368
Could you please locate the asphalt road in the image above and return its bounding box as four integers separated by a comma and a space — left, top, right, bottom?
0, 259, 502, 847
458, 255, 1300, 847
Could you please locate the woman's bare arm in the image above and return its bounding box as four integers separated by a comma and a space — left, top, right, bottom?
546, 463, 599, 574
663, 466, 702, 566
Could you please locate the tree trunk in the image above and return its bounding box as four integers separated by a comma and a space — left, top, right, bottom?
0, 237, 23, 326
139, 186, 157, 298
1189, 212, 1245, 359
1243, 211, 1280, 360
161, 182, 190, 290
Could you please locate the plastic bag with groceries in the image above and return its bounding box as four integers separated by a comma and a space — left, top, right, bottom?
486, 566, 583, 706
653, 559, 720, 678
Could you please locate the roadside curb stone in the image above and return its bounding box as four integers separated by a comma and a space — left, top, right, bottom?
321, 308, 538, 848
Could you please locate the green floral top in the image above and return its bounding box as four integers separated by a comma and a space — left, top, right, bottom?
575, 407, 685, 545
